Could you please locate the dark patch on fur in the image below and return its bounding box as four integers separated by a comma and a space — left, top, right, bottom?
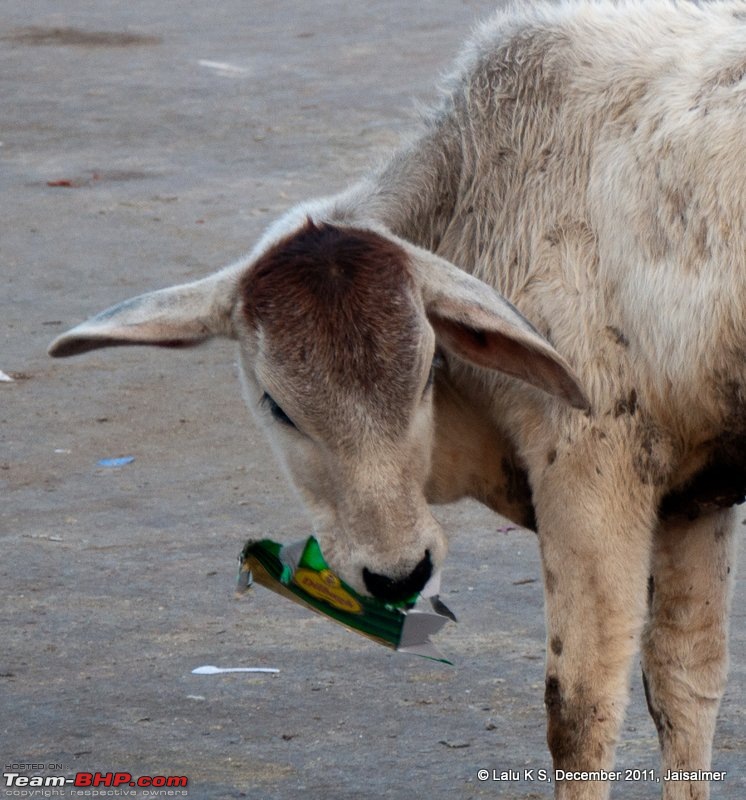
694, 218, 711, 261
647, 575, 655, 608
482, 484, 536, 529
633, 421, 669, 487
547, 449, 557, 466
642, 670, 673, 746
545, 229, 561, 247
545, 676, 585, 766
537, 148, 553, 173
550, 636, 563, 657
660, 432, 746, 520
614, 388, 637, 418
545, 569, 557, 595
605, 326, 629, 348
501, 455, 536, 530
664, 183, 692, 228
545, 678, 610, 769
545, 675, 562, 713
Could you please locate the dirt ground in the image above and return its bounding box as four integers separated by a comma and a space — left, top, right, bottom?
2, 1, 744, 798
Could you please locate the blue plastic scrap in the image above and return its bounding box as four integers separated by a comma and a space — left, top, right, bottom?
97, 456, 135, 468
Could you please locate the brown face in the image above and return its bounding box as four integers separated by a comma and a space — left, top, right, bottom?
238, 220, 447, 599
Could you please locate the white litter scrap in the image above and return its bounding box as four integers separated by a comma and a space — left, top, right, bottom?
0, 370, 14, 382
198, 59, 251, 76
192, 665, 279, 675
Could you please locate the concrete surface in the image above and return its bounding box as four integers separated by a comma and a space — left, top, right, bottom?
1, 1, 744, 798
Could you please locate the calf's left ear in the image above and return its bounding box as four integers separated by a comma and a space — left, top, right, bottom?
48, 267, 241, 357
414, 252, 590, 411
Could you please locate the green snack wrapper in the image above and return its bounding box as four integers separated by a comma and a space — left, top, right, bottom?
237, 536, 453, 663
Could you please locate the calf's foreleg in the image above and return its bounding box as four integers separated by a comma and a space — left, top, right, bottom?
528, 417, 666, 799
641, 508, 737, 800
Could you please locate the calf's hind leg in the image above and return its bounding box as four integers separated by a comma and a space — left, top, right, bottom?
641, 509, 737, 800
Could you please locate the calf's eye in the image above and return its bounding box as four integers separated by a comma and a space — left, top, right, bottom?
261, 392, 297, 429
424, 350, 445, 393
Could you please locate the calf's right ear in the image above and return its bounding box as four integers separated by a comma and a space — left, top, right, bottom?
48, 266, 242, 357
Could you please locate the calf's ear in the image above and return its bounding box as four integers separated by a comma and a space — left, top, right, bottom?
414, 252, 589, 411
48, 267, 241, 357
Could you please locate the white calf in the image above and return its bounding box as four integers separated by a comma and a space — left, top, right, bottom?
50, 2, 745, 797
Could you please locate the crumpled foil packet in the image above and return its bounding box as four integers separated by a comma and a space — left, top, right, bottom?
237, 536, 455, 663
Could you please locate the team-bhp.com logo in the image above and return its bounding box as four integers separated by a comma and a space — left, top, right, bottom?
4, 771, 188, 791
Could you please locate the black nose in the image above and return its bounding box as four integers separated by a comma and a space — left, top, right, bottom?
362, 550, 432, 603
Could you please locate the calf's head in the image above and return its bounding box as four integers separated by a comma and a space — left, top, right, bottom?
49, 218, 587, 600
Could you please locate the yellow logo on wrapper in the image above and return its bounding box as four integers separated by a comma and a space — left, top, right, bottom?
293, 568, 363, 614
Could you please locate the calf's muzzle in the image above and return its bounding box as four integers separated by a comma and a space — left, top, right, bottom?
362, 550, 433, 603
